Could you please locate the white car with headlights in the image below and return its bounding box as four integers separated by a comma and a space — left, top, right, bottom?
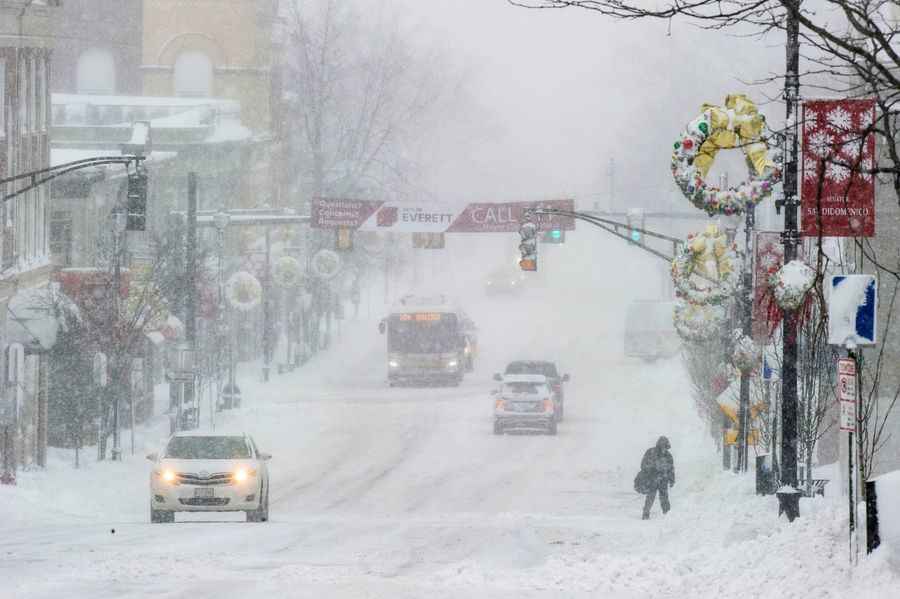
493, 374, 557, 435
147, 431, 271, 523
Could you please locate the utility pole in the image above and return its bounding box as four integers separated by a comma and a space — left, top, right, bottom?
777, 0, 803, 521
110, 209, 126, 461
263, 228, 272, 382
737, 206, 755, 473
185, 173, 198, 429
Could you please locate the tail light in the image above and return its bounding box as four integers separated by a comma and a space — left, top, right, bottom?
552, 384, 562, 394
543, 399, 553, 413
495, 399, 505, 410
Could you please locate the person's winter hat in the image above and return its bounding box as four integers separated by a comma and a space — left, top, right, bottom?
656, 436, 670, 450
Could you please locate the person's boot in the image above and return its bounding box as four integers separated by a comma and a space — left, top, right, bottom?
642, 512, 649, 520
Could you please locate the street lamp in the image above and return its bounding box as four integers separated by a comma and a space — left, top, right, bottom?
109, 208, 127, 461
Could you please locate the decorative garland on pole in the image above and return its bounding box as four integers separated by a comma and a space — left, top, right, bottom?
731, 330, 761, 372
671, 224, 741, 305
225, 271, 262, 312
671, 94, 782, 216
769, 259, 816, 311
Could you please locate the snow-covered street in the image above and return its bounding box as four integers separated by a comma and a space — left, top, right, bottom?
2, 235, 897, 598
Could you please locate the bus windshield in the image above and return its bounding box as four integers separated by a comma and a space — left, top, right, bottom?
388, 313, 460, 353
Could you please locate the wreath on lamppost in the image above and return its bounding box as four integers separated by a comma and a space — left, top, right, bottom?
272, 256, 303, 288
673, 300, 728, 343
225, 271, 262, 312
671, 94, 782, 216
671, 224, 741, 306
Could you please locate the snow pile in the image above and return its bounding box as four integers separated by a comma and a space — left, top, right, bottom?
875, 469, 900, 560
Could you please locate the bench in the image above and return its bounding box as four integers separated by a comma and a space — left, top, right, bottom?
801, 479, 829, 497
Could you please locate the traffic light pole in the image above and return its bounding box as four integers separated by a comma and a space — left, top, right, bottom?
525, 208, 685, 264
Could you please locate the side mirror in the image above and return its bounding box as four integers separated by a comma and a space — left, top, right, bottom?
145, 452, 158, 462
493, 373, 502, 382
378, 321, 386, 334
562, 374, 570, 383
258, 452, 272, 461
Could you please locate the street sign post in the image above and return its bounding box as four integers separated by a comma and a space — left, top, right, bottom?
838, 358, 856, 433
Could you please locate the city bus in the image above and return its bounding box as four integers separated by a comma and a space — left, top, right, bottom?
379, 294, 477, 386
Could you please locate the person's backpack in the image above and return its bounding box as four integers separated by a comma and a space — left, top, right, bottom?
633, 469, 652, 494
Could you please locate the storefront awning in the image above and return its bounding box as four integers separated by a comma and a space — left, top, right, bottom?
6, 285, 79, 352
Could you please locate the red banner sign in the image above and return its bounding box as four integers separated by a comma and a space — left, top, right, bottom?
801, 99, 876, 237
752, 231, 784, 341
310, 198, 576, 233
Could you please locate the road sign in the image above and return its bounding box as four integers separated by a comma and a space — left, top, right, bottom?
828, 275, 877, 347
838, 358, 857, 433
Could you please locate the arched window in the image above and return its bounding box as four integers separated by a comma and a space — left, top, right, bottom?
76, 48, 116, 95
173, 52, 213, 97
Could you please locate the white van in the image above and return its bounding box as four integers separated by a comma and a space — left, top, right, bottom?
624, 300, 680, 361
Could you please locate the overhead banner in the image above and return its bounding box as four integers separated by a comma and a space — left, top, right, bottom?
311, 198, 575, 233
801, 98, 876, 237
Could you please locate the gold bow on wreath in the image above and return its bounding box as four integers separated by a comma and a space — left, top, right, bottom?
694, 94, 774, 179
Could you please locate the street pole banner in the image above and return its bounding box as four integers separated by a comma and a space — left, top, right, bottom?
752, 231, 785, 342
838, 358, 857, 433
801, 98, 876, 237
311, 198, 576, 233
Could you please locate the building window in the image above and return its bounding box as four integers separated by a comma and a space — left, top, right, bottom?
18, 53, 26, 134
50, 210, 72, 266
76, 48, 116, 95
173, 52, 212, 97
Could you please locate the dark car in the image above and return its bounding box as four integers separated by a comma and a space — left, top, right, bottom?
495, 361, 570, 421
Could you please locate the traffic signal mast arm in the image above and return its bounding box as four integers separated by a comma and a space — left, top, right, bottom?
526, 208, 684, 264
0, 155, 146, 204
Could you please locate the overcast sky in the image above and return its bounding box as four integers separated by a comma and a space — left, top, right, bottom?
386, 0, 785, 213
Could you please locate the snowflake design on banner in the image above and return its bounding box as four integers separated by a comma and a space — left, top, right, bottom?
827, 106, 853, 131
858, 155, 874, 182
802, 158, 819, 182
826, 161, 851, 183
807, 130, 833, 158
840, 135, 861, 160
803, 110, 820, 133
857, 108, 874, 130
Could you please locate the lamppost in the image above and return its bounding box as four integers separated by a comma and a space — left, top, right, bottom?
213, 211, 231, 408
110, 208, 127, 461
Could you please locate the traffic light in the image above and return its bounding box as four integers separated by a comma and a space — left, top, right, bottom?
626, 208, 645, 246
125, 170, 148, 231
336, 227, 354, 251
518, 219, 538, 271
541, 229, 565, 244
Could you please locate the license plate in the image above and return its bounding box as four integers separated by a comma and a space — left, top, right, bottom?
194, 487, 214, 498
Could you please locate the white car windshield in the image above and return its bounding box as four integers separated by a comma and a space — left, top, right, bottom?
165, 436, 251, 460
503, 382, 545, 395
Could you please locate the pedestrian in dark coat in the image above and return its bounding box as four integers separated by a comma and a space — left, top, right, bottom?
640, 436, 675, 520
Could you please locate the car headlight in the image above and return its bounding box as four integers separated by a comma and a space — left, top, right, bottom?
389, 360, 400, 368
233, 467, 257, 483
446, 360, 458, 369
160, 469, 178, 485
510, 280, 517, 286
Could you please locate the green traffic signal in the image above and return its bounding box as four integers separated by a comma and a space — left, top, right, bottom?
630, 229, 641, 243
550, 229, 561, 240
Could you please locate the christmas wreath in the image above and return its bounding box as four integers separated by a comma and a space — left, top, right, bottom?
225, 271, 262, 312
673, 300, 728, 343
671, 224, 741, 305
272, 256, 303, 288
769, 259, 816, 311
672, 94, 782, 216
